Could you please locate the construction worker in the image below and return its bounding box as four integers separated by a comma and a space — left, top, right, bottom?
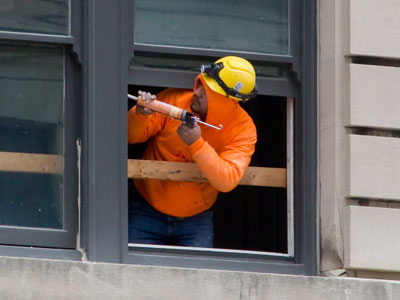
128, 56, 257, 247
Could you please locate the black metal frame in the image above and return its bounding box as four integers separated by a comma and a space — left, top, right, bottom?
0, 46, 77, 249
79, 0, 131, 263
296, 0, 318, 275
0, 1, 78, 252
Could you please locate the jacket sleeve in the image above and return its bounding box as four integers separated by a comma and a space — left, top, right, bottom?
128, 89, 177, 144
127, 106, 165, 144
189, 124, 257, 192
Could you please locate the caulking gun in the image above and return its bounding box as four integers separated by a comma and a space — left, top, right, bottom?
127, 94, 222, 130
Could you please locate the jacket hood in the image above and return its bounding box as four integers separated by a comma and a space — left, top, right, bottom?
193, 74, 240, 127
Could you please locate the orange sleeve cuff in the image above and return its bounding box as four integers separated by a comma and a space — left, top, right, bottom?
188, 137, 205, 155
129, 106, 148, 120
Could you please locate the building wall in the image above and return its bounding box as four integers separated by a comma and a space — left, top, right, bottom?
0, 256, 399, 300
319, 0, 400, 279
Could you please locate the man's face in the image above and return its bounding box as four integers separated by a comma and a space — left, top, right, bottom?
190, 85, 208, 117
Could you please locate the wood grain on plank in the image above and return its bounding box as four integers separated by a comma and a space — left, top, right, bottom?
0, 153, 287, 188
128, 159, 286, 188
0, 152, 63, 174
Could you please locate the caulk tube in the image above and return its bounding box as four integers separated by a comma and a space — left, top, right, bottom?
137, 95, 185, 121
128, 93, 194, 127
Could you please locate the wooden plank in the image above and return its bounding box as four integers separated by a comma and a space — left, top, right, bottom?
0, 152, 63, 174
128, 159, 286, 188
0, 152, 287, 188
240, 165, 287, 188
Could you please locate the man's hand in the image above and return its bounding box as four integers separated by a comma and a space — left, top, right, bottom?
136, 90, 156, 115
177, 122, 201, 145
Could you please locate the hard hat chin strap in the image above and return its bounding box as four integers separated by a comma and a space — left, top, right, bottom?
200, 63, 257, 102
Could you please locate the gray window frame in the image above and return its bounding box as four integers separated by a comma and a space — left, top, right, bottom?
0, 0, 316, 276
116, 0, 315, 274
0, 2, 79, 251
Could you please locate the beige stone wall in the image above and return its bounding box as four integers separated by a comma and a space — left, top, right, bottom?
0, 256, 399, 300
318, 0, 400, 279
344, 206, 400, 272
318, 0, 348, 275
348, 64, 400, 130
349, 0, 400, 58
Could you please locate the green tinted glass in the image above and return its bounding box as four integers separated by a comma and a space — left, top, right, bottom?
0, 44, 64, 229
134, 0, 289, 55
0, 0, 69, 35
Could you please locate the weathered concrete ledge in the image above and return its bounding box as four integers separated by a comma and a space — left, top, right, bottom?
0, 256, 399, 300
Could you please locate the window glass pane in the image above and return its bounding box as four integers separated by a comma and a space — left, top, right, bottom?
0, 43, 64, 229
134, 0, 289, 55
0, 0, 69, 35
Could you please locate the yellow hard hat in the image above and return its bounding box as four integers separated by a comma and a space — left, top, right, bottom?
200, 56, 257, 102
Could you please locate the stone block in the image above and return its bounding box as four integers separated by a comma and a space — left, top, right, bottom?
349, 0, 400, 58
348, 134, 400, 200
344, 205, 400, 272
349, 64, 400, 130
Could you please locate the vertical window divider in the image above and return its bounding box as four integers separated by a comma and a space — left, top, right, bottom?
287, 97, 295, 257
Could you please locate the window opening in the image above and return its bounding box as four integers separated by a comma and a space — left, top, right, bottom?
127, 84, 293, 255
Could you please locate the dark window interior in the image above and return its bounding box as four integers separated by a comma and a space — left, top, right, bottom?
128, 84, 287, 254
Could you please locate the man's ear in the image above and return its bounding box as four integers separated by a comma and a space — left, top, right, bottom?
193, 75, 203, 91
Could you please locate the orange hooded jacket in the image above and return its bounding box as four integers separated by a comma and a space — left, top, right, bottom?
128, 75, 257, 217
